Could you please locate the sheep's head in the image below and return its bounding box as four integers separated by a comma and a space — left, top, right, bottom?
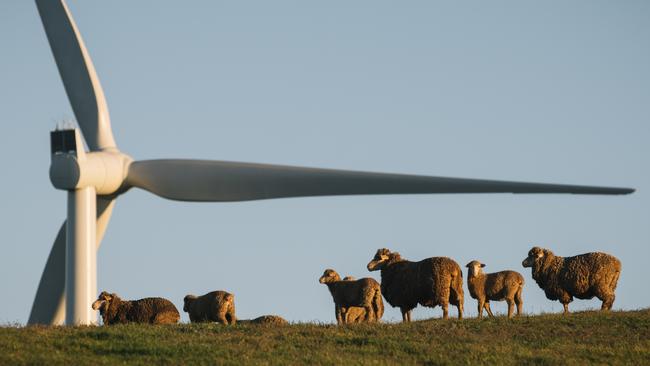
367, 248, 398, 271
319, 269, 341, 284
522, 246, 551, 267
91, 291, 115, 314
465, 260, 486, 276
183, 295, 198, 312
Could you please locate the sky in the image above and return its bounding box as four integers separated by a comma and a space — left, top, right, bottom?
0, 1, 648, 324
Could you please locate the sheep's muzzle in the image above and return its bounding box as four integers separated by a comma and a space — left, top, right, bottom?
522, 257, 533, 267
91, 300, 104, 310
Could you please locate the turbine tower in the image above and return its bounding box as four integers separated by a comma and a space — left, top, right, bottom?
30, 0, 634, 326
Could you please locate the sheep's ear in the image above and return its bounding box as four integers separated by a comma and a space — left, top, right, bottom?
481, 263, 486, 268
465, 262, 471, 268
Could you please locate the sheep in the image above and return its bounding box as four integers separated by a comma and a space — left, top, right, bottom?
522, 246, 621, 314
319, 269, 383, 324
340, 276, 383, 324
465, 260, 524, 318
91, 291, 180, 325
367, 248, 464, 321
183, 291, 236, 324
237, 315, 288, 325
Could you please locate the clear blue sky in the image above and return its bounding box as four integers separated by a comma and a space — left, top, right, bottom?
1, 1, 648, 324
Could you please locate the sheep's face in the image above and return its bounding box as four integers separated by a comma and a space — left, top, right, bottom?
91, 291, 114, 314
319, 269, 341, 284
465, 260, 485, 276
183, 295, 197, 312
522, 246, 546, 267
367, 248, 392, 271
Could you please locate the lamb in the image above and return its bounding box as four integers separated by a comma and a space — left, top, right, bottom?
522, 246, 621, 314
319, 269, 383, 324
465, 260, 524, 318
91, 291, 180, 325
367, 248, 464, 321
183, 291, 236, 324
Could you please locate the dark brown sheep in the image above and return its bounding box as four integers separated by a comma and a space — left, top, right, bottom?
183, 291, 236, 324
522, 246, 621, 314
319, 269, 383, 324
237, 315, 288, 325
466, 260, 524, 318
91, 291, 180, 325
367, 248, 464, 321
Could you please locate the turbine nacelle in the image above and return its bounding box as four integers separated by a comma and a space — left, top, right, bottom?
49, 128, 132, 195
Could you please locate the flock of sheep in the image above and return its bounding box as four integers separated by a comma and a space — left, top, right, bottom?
90, 246, 621, 326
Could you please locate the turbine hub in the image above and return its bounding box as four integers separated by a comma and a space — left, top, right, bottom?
49, 128, 132, 195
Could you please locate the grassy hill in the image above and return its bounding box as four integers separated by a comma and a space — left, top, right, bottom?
1, 309, 649, 365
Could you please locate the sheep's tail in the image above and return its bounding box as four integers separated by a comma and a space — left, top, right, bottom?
373, 289, 384, 321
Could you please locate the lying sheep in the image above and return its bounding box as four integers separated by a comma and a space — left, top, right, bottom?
522, 246, 621, 314
183, 291, 236, 324
237, 315, 288, 325
340, 276, 383, 323
466, 260, 524, 318
367, 248, 464, 321
319, 269, 383, 324
91, 291, 180, 325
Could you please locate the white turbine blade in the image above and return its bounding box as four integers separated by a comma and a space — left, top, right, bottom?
125, 159, 634, 202
28, 198, 115, 325
35, 0, 116, 151
28, 222, 66, 325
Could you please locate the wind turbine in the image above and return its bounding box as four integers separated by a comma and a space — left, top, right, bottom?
29, 0, 634, 326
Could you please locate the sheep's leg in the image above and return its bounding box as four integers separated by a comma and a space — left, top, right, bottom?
477, 300, 484, 319
335, 305, 344, 325
442, 302, 449, 320
601, 294, 615, 311
217, 311, 229, 325
515, 289, 523, 316
506, 299, 515, 318
484, 302, 494, 318
226, 310, 236, 325
364, 306, 375, 323
344, 308, 352, 324
400, 308, 410, 322
562, 303, 570, 315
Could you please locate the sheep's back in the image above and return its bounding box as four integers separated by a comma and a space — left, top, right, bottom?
484, 271, 524, 300
333, 278, 379, 307
130, 297, 180, 323
561, 252, 621, 297
419, 257, 462, 306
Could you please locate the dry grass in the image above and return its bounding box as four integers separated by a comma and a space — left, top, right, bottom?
1, 309, 649, 365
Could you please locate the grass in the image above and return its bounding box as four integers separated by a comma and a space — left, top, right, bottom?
1, 309, 649, 365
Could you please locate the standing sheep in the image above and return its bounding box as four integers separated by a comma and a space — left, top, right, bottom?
91, 291, 180, 325
183, 291, 236, 324
367, 248, 464, 321
522, 246, 621, 314
465, 260, 524, 318
319, 269, 383, 324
